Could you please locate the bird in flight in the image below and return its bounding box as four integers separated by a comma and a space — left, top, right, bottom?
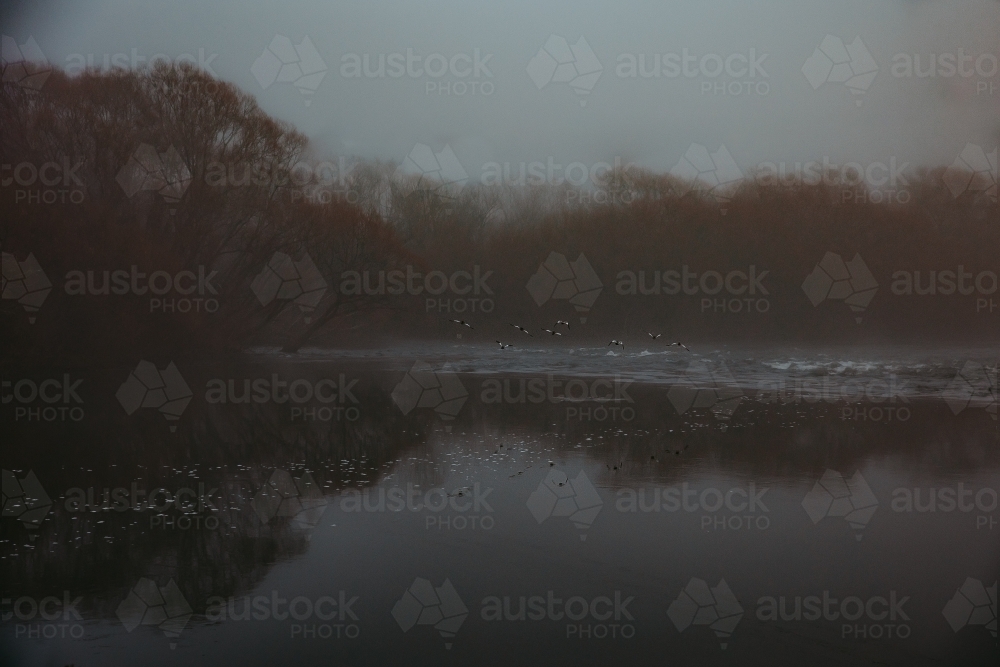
542, 329, 563, 336
510, 324, 533, 336
608, 340, 625, 348
554, 320, 570, 330
496, 340, 513, 349
449, 319, 474, 329
668, 342, 690, 351
647, 332, 662, 340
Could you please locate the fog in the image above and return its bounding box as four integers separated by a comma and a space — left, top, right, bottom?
4, 0, 998, 177
2, 3, 999, 665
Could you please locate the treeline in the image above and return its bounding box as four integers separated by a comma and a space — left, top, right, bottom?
1, 64, 997, 362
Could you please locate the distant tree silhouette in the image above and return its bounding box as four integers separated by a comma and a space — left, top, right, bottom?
2, 62, 996, 361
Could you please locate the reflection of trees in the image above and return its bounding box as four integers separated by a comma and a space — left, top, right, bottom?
2, 486, 305, 620
0, 362, 424, 610
2, 365, 996, 610
467, 379, 1000, 481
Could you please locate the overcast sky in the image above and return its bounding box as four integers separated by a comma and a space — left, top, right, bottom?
3, 0, 998, 180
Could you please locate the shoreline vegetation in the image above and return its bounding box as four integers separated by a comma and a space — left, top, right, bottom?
2, 64, 998, 363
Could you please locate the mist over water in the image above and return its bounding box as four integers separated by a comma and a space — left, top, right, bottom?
1, 1, 998, 665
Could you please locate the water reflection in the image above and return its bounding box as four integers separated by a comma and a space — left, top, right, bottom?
1, 356, 997, 666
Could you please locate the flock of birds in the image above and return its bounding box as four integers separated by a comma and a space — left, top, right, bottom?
447, 318, 691, 353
